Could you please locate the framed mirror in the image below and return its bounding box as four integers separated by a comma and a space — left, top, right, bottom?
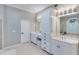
60, 17, 79, 35
66, 18, 79, 34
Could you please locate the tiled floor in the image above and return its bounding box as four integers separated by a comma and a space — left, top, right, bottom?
3, 43, 49, 55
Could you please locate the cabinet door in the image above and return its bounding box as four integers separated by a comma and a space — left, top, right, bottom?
31, 33, 37, 44
41, 39, 50, 52
40, 7, 51, 36
51, 39, 78, 55
59, 42, 78, 55
51, 39, 61, 55
40, 8, 52, 52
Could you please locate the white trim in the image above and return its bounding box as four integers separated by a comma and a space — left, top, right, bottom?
2, 17, 4, 49
58, 12, 79, 17
3, 43, 22, 50
6, 5, 35, 14
0, 17, 4, 49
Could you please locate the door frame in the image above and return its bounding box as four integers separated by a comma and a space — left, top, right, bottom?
20, 19, 31, 43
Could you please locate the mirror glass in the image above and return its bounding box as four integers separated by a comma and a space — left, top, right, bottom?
60, 15, 79, 36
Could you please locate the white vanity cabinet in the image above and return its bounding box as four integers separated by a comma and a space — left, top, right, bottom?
59, 41, 78, 55
50, 39, 60, 54
41, 35, 51, 53
31, 32, 42, 47
39, 7, 52, 53
51, 39, 78, 55
31, 32, 37, 44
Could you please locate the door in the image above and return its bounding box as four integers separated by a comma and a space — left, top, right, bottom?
21, 19, 31, 43
51, 39, 60, 55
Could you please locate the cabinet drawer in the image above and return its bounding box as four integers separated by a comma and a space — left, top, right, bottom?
51, 39, 61, 54
41, 40, 50, 52
59, 42, 78, 55
43, 46, 50, 52
42, 41, 49, 46
51, 39, 78, 55
42, 44, 50, 52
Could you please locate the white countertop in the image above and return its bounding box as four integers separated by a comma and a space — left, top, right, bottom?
51, 34, 79, 44
31, 32, 40, 34
31, 32, 79, 44
31, 32, 42, 37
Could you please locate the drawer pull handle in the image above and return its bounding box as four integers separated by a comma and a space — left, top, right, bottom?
56, 45, 60, 48
44, 42, 46, 44
44, 39, 46, 40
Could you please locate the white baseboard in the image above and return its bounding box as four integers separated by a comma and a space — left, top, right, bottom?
0, 49, 16, 55
3, 43, 22, 50
3, 42, 31, 50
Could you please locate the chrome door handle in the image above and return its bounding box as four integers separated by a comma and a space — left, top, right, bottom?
21, 32, 24, 34
56, 45, 60, 48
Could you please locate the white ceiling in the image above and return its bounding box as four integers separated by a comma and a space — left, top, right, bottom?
7, 4, 51, 13
7, 4, 78, 13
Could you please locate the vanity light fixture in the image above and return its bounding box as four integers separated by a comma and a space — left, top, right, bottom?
37, 16, 41, 19
68, 8, 72, 13
64, 10, 67, 14
73, 8, 77, 12
57, 5, 78, 16
37, 16, 41, 22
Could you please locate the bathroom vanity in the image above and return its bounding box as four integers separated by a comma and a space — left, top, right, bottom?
31, 5, 79, 55
51, 6, 79, 55
51, 36, 79, 55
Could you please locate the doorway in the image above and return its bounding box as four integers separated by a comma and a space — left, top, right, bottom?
21, 19, 31, 43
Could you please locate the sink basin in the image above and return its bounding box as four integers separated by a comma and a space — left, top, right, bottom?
60, 34, 79, 44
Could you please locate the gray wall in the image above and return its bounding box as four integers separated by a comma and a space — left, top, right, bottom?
0, 5, 4, 49
0, 18, 2, 49
0, 5, 34, 47
0, 5, 4, 18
